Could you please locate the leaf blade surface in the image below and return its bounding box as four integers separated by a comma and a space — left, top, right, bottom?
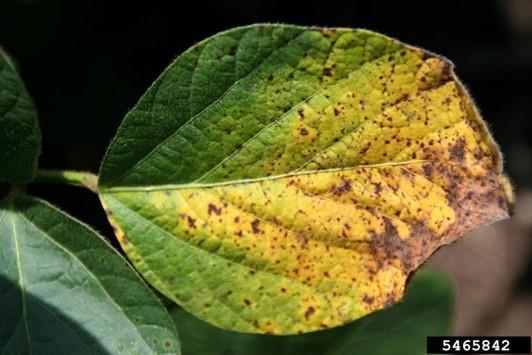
99, 24, 513, 334
0, 196, 180, 354
0, 49, 40, 183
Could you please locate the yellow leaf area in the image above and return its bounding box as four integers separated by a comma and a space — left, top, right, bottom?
101, 44, 513, 335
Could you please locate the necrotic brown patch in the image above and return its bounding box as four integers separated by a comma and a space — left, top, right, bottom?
450, 137, 466, 162
331, 179, 352, 195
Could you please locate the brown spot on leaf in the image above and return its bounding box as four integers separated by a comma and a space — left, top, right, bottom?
323, 67, 332, 76
186, 216, 196, 229
331, 179, 352, 195
251, 219, 260, 234
208, 203, 222, 216
373, 182, 383, 195
423, 164, 433, 178
450, 137, 466, 162
299, 128, 309, 136
298, 234, 309, 247
441, 97, 452, 105
363, 295, 375, 305
422, 52, 434, 60
441, 61, 452, 81
360, 143, 371, 155
305, 306, 316, 319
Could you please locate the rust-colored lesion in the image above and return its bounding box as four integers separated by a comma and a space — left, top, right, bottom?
369, 82, 513, 274
373, 163, 511, 275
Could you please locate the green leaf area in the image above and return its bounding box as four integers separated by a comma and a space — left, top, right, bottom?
0, 195, 180, 354
0, 49, 40, 183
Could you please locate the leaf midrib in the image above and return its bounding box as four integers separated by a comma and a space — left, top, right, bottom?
9, 210, 33, 355
102, 83, 472, 195
100, 160, 428, 192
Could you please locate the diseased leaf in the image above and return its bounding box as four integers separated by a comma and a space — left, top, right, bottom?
171, 270, 453, 355
0, 49, 41, 183
0, 196, 180, 354
98, 24, 513, 334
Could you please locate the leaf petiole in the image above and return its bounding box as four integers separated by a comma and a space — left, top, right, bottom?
34, 170, 98, 193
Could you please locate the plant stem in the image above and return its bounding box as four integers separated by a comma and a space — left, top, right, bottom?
34, 170, 98, 193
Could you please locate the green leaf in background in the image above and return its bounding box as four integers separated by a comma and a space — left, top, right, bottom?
0, 49, 41, 183
99, 24, 511, 334
0, 195, 180, 354
171, 270, 452, 355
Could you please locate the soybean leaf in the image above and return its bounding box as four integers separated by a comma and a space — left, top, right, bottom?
171, 270, 452, 355
98, 24, 513, 334
0, 49, 40, 183
0, 195, 180, 354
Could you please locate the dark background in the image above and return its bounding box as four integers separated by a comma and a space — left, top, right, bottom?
1, 0, 531, 334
